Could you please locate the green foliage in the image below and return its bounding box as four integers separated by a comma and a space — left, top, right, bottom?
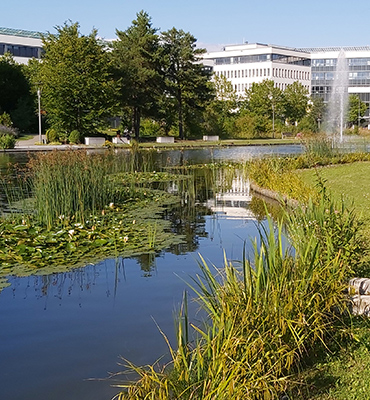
203, 75, 238, 137
68, 129, 81, 144
112, 11, 161, 140
46, 128, 60, 143
27, 150, 114, 228
0, 53, 36, 131
33, 22, 116, 136
347, 94, 367, 127
160, 27, 214, 139
0, 112, 12, 127
0, 134, 16, 149
140, 118, 162, 137
283, 81, 309, 125
247, 156, 316, 202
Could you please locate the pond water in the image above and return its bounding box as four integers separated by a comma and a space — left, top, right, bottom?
0, 145, 298, 400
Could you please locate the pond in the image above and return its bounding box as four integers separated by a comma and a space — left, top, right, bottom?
0, 145, 298, 400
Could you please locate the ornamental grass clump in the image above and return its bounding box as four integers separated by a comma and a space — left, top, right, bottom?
114, 191, 360, 399
28, 150, 114, 228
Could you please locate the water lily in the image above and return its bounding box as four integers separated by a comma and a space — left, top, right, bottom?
123, 236, 128, 243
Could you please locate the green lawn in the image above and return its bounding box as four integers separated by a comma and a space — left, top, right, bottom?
296, 162, 370, 400
298, 161, 370, 221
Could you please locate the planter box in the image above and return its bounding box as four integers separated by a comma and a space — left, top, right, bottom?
203, 135, 219, 141
156, 136, 175, 143
85, 137, 106, 146
112, 137, 130, 145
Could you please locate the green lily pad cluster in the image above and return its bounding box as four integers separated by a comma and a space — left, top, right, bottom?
0, 189, 185, 288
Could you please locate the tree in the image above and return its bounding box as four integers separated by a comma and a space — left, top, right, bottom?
347, 94, 367, 127
33, 22, 116, 138
244, 80, 284, 137
298, 96, 326, 133
112, 11, 161, 140
160, 27, 213, 139
203, 74, 237, 137
0, 53, 36, 131
283, 81, 309, 125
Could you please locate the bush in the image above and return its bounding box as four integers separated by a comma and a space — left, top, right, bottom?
69, 130, 81, 144
0, 112, 13, 127
0, 134, 16, 149
46, 129, 59, 143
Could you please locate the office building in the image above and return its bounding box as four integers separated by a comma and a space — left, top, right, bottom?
0, 27, 42, 64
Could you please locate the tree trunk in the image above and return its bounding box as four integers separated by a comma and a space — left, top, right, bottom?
178, 89, 184, 140
133, 107, 141, 140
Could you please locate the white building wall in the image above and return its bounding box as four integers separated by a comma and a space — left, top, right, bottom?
203, 43, 311, 96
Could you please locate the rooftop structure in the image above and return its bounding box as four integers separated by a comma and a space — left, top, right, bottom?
0, 27, 43, 64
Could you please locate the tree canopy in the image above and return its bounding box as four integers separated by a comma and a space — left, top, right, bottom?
33, 22, 116, 138
112, 11, 162, 140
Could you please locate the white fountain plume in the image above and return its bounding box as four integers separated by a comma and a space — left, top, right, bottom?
327, 49, 349, 142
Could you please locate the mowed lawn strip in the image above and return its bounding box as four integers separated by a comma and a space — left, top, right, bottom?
298, 161, 370, 222
296, 161, 370, 399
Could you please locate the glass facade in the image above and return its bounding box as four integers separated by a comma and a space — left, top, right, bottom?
0, 43, 40, 58
215, 53, 310, 66
311, 57, 370, 105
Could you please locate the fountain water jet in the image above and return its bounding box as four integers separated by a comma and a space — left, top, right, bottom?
327, 49, 349, 142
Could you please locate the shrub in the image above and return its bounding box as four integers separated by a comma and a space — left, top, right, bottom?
69, 130, 81, 144
46, 128, 59, 143
0, 134, 16, 149
0, 112, 13, 127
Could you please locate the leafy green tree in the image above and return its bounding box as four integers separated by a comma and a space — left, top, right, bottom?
347, 94, 367, 127
0, 53, 36, 131
112, 11, 161, 140
244, 79, 284, 137
33, 22, 116, 138
160, 27, 213, 139
298, 96, 326, 133
283, 81, 309, 125
203, 74, 238, 137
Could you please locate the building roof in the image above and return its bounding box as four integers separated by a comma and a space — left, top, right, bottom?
299, 46, 370, 53
0, 27, 42, 39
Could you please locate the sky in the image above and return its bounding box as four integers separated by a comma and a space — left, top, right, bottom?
3, 0, 370, 51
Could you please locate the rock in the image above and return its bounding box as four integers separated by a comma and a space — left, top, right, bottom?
349, 278, 370, 295
351, 295, 370, 316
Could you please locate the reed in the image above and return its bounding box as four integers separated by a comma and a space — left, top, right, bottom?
27, 150, 114, 228
114, 191, 357, 399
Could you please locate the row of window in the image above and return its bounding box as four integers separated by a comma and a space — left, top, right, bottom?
214, 54, 310, 66
233, 82, 310, 93
312, 58, 370, 67
313, 72, 370, 80
0, 43, 41, 58
215, 68, 310, 81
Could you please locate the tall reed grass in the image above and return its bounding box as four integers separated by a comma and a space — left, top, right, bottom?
28, 150, 114, 228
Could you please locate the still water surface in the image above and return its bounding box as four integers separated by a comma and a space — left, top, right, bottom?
0, 145, 297, 400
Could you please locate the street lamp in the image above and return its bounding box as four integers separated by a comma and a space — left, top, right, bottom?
37, 88, 42, 144
269, 94, 275, 139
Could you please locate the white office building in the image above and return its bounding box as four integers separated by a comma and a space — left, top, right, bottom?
203, 43, 312, 95
0, 27, 42, 64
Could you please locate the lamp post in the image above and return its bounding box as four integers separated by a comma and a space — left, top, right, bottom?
269, 94, 275, 139
37, 88, 42, 144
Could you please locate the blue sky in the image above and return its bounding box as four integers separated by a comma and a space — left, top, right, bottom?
4, 0, 370, 51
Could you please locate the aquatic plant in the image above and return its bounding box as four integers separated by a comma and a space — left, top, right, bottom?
27, 150, 115, 228
114, 191, 358, 399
